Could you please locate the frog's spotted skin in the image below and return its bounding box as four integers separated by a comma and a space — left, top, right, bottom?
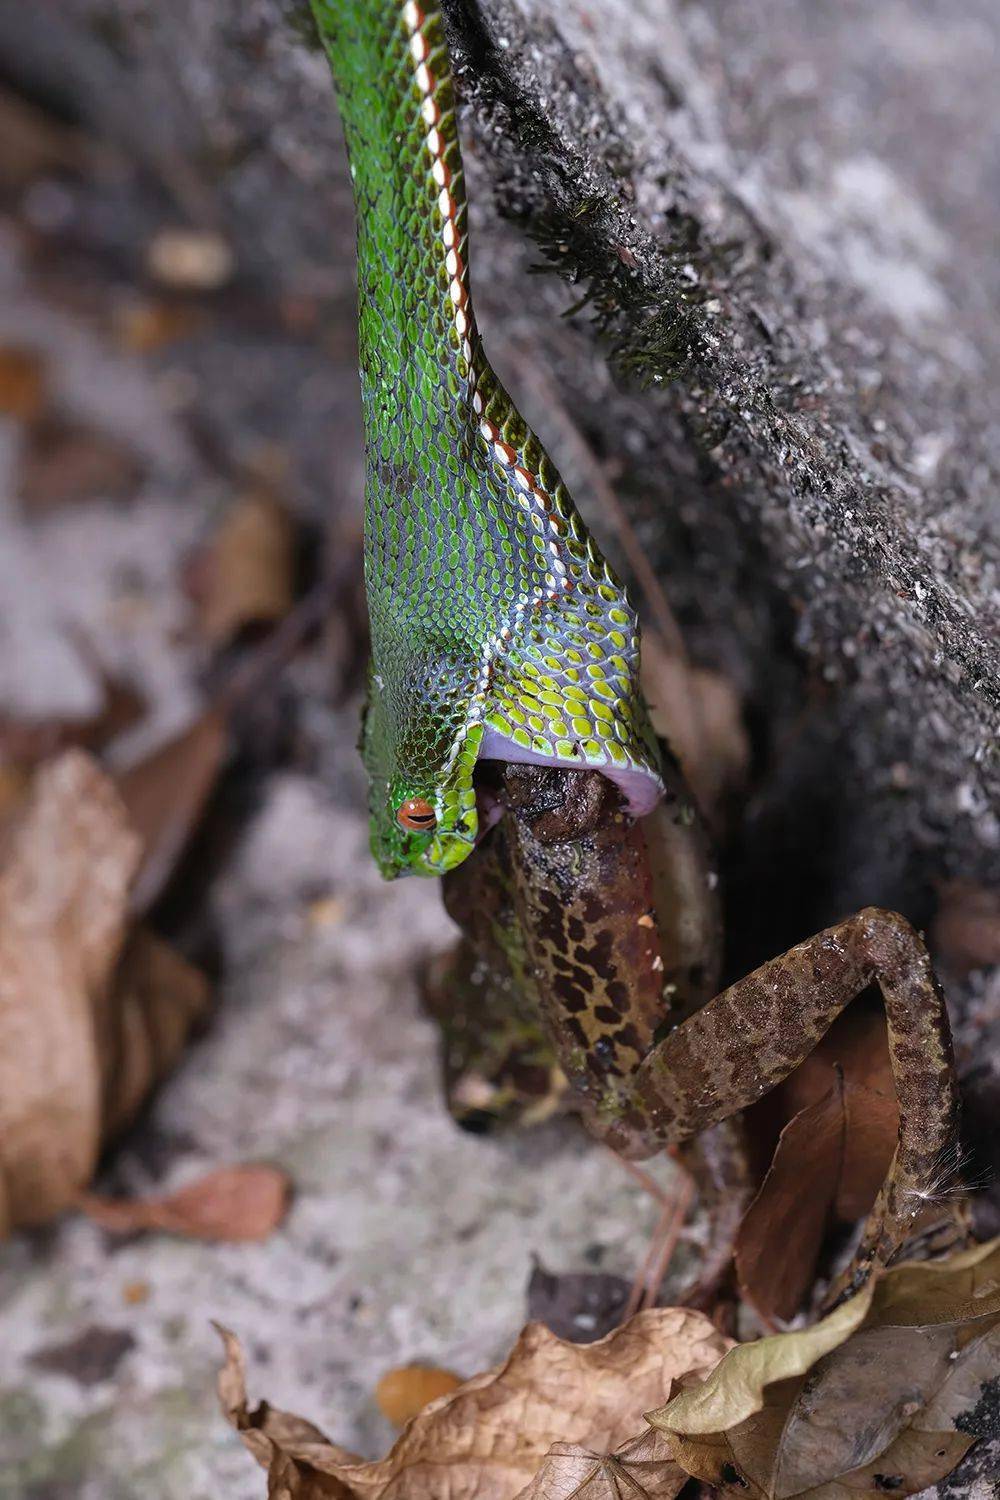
312, 0, 663, 877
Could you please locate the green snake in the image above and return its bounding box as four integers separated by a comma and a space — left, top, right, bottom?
311, 0, 664, 877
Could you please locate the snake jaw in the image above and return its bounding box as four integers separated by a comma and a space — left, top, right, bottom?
367, 723, 484, 878
371, 811, 479, 879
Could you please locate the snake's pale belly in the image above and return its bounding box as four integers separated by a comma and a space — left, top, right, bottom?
313, 0, 963, 1307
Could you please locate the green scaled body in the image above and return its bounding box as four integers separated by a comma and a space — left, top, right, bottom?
311, 0, 663, 877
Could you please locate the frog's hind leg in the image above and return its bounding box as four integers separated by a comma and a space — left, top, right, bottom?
422, 937, 567, 1132
605, 907, 960, 1302
423, 821, 567, 1133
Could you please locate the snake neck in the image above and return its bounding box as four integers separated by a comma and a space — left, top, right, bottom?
313, 0, 601, 653
313, 0, 482, 414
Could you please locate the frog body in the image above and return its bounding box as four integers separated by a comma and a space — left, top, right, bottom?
426, 747, 720, 1132
427, 755, 961, 1304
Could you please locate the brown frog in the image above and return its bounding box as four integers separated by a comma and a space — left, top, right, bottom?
425, 748, 960, 1305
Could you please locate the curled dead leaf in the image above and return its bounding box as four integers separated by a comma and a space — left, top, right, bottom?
99, 926, 211, 1137
79, 1163, 290, 1242
650, 1237, 1000, 1497
0, 751, 210, 1235
217, 1307, 731, 1499
526, 1257, 632, 1344
114, 589, 331, 918
735, 1011, 900, 1323
114, 706, 230, 916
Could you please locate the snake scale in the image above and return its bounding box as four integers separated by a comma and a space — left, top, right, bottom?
310, 0, 664, 878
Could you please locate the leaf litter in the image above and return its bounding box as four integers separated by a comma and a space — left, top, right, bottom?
79, 1163, 290, 1242
0, 751, 217, 1233
215, 1308, 731, 1500
0, 736, 290, 1241
0, 558, 327, 1238
183, 479, 297, 647
216, 1241, 1000, 1498
649, 1236, 1000, 1496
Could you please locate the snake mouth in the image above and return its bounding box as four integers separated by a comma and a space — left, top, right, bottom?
476, 727, 663, 819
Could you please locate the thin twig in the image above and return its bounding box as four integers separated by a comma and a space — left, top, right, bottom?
607, 1147, 673, 1208
639, 1170, 695, 1310
620, 1160, 696, 1322
622, 1198, 677, 1323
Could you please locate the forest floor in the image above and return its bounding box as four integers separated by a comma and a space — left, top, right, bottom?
0, 173, 681, 1500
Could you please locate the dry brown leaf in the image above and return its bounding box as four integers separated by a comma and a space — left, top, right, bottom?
186, 489, 296, 646
375, 1365, 464, 1428
650, 1237, 1000, 1498
0, 750, 210, 1235
20, 414, 145, 510
735, 1090, 846, 1327
114, 707, 230, 915
526, 1258, 632, 1344
665, 1422, 971, 1498
770, 1325, 959, 1494
80, 1164, 289, 1242
513, 1431, 688, 1500
99, 925, 211, 1137
932, 881, 1000, 976
735, 1011, 899, 1322
217, 1308, 731, 1500
217, 1324, 360, 1500
113, 590, 329, 916
0, 751, 139, 1232
0, 346, 46, 419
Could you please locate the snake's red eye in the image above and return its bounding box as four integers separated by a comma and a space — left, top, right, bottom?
396, 797, 437, 832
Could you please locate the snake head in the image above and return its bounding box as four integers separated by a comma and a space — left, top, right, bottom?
368, 769, 480, 877
363, 694, 484, 877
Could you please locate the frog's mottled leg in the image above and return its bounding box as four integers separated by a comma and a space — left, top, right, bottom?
610, 909, 958, 1296
422, 941, 567, 1131
505, 778, 959, 1293
423, 821, 567, 1130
